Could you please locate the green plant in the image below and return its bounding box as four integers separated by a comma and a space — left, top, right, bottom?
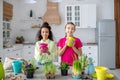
43, 62, 56, 75
60, 62, 69, 70
79, 54, 88, 70
23, 63, 35, 78
72, 60, 82, 76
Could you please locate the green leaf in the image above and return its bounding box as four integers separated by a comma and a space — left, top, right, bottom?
60, 62, 69, 70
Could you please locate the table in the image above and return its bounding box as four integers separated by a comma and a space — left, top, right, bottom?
5, 67, 120, 80
29, 68, 119, 80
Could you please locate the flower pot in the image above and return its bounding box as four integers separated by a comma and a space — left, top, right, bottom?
61, 70, 68, 76
72, 75, 81, 79
45, 73, 55, 79
40, 43, 48, 53
26, 71, 34, 78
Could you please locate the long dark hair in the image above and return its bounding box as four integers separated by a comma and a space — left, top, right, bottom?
36, 22, 53, 41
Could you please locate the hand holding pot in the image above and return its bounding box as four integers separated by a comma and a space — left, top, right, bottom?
66, 37, 75, 47
40, 43, 48, 53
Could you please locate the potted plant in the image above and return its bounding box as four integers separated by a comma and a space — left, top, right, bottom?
43, 62, 56, 79
79, 54, 88, 77
60, 62, 69, 76
79, 54, 88, 75
23, 63, 35, 78
72, 54, 88, 79
72, 60, 82, 79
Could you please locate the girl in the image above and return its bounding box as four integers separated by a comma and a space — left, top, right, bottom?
34, 22, 57, 64
57, 22, 83, 66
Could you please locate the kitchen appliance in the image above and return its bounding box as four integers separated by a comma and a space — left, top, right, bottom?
96, 19, 116, 69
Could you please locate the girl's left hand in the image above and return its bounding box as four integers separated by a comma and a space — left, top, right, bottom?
46, 47, 50, 55
70, 41, 75, 47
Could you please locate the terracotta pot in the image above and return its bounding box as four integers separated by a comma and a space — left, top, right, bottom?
45, 73, 55, 79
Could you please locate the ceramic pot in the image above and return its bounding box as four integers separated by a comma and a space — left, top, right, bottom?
61, 70, 68, 76
67, 37, 75, 47
26, 71, 34, 78
40, 43, 48, 53
45, 73, 55, 79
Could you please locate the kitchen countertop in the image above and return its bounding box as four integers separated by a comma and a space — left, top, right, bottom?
82, 42, 98, 46
3, 43, 35, 49
3, 42, 97, 49
23, 43, 35, 45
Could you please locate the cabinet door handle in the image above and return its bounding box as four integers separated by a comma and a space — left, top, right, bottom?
28, 52, 31, 54
88, 53, 91, 55
88, 47, 91, 49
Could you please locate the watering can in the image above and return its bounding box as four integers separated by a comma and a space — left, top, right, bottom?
88, 57, 95, 74
0, 57, 5, 79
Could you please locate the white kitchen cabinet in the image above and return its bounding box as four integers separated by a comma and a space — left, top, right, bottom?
22, 45, 35, 61
65, 4, 96, 28
3, 48, 22, 62
3, 44, 35, 62
82, 45, 98, 66
65, 5, 80, 28
80, 4, 96, 28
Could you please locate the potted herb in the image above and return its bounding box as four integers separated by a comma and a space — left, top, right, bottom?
43, 62, 56, 79
60, 62, 69, 76
23, 63, 35, 78
72, 60, 82, 79
79, 54, 88, 75
72, 54, 88, 79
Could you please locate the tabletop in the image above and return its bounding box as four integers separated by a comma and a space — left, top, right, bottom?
5, 66, 119, 80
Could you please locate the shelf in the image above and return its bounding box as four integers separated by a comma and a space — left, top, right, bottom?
21, 19, 41, 22
21, 17, 42, 22
20, 28, 40, 31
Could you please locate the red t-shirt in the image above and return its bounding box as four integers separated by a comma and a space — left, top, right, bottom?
57, 37, 83, 66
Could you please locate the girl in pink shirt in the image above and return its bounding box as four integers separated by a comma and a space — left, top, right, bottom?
57, 22, 83, 66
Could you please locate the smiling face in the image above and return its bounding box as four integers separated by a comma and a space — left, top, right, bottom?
65, 23, 75, 37
41, 28, 49, 40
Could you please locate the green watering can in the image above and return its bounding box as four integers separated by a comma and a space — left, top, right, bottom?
0, 57, 5, 80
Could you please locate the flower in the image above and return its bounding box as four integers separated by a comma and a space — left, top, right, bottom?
24, 63, 34, 71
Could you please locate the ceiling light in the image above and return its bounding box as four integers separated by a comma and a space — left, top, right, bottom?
48, 0, 62, 3
25, 0, 36, 4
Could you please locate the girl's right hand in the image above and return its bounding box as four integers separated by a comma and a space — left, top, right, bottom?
65, 40, 68, 45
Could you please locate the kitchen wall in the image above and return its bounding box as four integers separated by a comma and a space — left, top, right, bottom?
0, 0, 3, 50
0, 0, 3, 59
5, 0, 114, 44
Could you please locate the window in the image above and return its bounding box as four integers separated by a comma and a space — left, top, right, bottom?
3, 19, 11, 42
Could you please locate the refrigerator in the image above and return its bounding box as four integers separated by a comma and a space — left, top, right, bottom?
96, 19, 116, 69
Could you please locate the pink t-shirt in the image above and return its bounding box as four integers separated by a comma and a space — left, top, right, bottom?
57, 37, 83, 66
